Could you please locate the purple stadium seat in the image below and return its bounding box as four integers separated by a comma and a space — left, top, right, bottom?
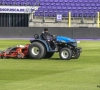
64, 13, 68, 17
65, 3, 70, 6
89, 0, 93, 2
21, 1, 25, 5
44, 0, 48, 2
0, 0, 99, 17
55, 2, 60, 6
39, 0, 44, 3
51, 2, 55, 6
59, 0, 63, 3
80, 3, 85, 7
64, 0, 68, 3
67, 6, 71, 10
40, 2, 44, 6
86, 3, 90, 6
75, 3, 80, 7
58, 11, 63, 14
57, 6, 62, 10
54, 0, 58, 3
97, 7, 100, 10
42, 6, 46, 9
96, 3, 100, 7
94, 0, 98, 2
52, 6, 57, 10
49, 0, 53, 3
82, 7, 87, 10
47, 6, 51, 10
71, 3, 76, 7
79, 0, 83, 2
77, 7, 82, 10
91, 3, 95, 7
44, 12, 49, 17
60, 2, 65, 6
87, 7, 92, 10
38, 7, 41, 11
72, 6, 77, 10
84, 0, 88, 3
93, 7, 97, 10
69, 0, 73, 2
74, 0, 78, 2
46, 2, 50, 6
62, 6, 66, 10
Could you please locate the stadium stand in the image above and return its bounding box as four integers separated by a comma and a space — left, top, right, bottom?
0, 0, 100, 27
0, 0, 99, 17
31, 0, 99, 27
34, 0, 98, 17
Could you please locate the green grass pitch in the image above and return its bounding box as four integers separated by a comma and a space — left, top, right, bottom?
0, 40, 100, 90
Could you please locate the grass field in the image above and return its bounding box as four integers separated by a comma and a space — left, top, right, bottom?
0, 40, 100, 90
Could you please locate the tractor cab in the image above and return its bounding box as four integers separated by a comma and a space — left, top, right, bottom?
30, 34, 57, 51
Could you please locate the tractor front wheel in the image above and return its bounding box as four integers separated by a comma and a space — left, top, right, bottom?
72, 51, 80, 59
59, 48, 72, 60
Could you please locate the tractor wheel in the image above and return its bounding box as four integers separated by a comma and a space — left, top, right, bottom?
0, 55, 3, 59
59, 48, 72, 60
25, 55, 29, 59
72, 51, 80, 59
17, 53, 24, 59
44, 52, 54, 58
0, 51, 3, 59
2, 56, 8, 59
28, 42, 46, 59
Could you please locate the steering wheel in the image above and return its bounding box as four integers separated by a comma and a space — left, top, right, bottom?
52, 35, 56, 41
34, 34, 39, 39
49, 35, 56, 41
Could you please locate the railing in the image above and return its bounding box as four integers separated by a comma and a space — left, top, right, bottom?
97, 12, 100, 28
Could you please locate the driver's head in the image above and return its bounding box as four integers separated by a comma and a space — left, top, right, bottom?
44, 28, 48, 33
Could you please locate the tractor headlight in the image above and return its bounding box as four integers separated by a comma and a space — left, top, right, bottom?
77, 41, 80, 43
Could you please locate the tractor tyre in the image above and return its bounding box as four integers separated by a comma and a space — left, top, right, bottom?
44, 52, 54, 58
28, 42, 46, 59
2, 56, 8, 59
16, 53, 24, 59
0, 55, 3, 59
0, 51, 3, 59
59, 48, 72, 60
72, 51, 80, 59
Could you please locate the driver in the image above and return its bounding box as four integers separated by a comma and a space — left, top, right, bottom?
40, 28, 56, 50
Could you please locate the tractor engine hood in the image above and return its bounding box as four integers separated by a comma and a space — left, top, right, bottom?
56, 36, 76, 43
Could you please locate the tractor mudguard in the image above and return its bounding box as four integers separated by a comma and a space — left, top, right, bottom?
30, 39, 50, 52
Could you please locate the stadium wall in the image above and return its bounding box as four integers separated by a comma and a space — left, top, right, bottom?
0, 27, 100, 39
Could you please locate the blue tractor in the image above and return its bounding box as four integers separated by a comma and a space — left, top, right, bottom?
28, 34, 82, 60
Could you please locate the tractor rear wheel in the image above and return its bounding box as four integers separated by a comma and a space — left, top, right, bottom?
16, 53, 24, 59
28, 42, 46, 59
0, 51, 3, 59
59, 48, 72, 60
